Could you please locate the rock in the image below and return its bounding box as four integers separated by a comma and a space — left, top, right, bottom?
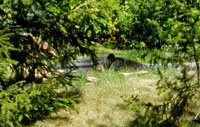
87, 76, 98, 83
136, 71, 148, 76
120, 73, 134, 76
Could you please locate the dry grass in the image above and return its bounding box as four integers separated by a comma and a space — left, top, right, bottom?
29, 68, 161, 127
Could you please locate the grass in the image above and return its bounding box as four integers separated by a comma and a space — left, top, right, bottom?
28, 45, 200, 127
29, 66, 163, 127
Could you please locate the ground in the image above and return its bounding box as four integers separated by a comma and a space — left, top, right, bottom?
30, 68, 160, 127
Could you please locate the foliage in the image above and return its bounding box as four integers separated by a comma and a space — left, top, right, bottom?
103, 0, 139, 49
0, 27, 79, 127
0, 81, 79, 127
102, 0, 200, 49
126, 0, 200, 127
0, 27, 18, 86
88, 0, 168, 49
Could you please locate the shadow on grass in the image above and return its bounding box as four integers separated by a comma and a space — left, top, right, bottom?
96, 124, 109, 127
115, 103, 143, 127
56, 89, 82, 98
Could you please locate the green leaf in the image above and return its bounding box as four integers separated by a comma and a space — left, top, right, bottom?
25, 113, 31, 120
18, 115, 23, 122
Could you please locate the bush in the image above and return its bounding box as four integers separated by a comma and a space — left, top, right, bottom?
0, 82, 79, 127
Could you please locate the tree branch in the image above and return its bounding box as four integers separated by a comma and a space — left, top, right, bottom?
61, 0, 96, 17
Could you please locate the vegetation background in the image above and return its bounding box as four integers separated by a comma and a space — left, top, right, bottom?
0, 0, 200, 127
